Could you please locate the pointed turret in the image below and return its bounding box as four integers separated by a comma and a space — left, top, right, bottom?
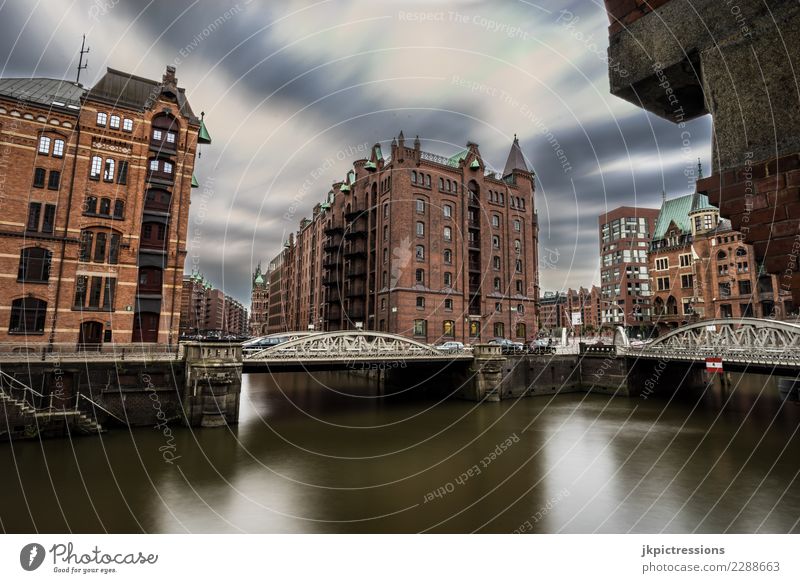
503, 134, 529, 176
398, 130, 405, 148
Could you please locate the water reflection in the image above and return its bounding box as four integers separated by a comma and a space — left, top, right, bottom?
0, 370, 798, 533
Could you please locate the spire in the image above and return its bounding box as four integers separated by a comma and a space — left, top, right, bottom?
413, 135, 420, 150
398, 130, 405, 147
503, 134, 528, 176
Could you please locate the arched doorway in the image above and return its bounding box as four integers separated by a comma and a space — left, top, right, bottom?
78, 321, 104, 349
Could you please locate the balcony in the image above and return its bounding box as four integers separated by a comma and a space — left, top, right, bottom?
344, 241, 367, 257
468, 262, 482, 272
324, 222, 344, 235
322, 272, 341, 286
322, 255, 340, 269
346, 285, 366, 298
346, 266, 367, 278
323, 236, 343, 252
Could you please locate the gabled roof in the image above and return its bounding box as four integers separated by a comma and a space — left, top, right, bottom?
88, 68, 198, 121
0, 77, 85, 111
653, 193, 712, 239
503, 135, 529, 176
447, 148, 469, 166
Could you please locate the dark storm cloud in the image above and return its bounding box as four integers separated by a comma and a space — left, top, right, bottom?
0, 0, 713, 304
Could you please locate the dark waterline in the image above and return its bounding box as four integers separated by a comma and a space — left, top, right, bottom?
1, 371, 799, 533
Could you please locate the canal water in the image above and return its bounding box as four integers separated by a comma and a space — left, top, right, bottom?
1, 371, 799, 533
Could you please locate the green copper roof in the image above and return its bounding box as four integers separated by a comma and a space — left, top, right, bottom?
198, 118, 212, 144
653, 193, 712, 239
469, 158, 480, 169
374, 145, 383, 160
340, 183, 350, 192
254, 273, 265, 284
364, 160, 376, 170
191, 174, 199, 188
448, 148, 469, 166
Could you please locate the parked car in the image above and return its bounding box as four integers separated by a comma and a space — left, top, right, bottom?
489, 338, 525, 354
242, 336, 289, 354
435, 341, 465, 353
528, 338, 555, 354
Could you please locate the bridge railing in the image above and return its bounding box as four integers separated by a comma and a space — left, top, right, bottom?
0, 342, 181, 363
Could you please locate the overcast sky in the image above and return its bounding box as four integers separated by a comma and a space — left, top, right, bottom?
0, 0, 712, 303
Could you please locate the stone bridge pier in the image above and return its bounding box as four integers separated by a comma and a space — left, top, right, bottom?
182, 342, 243, 428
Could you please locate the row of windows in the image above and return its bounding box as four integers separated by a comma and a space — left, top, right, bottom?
74, 275, 117, 310
438, 177, 458, 193
37, 135, 65, 157
26, 202, 56, 234
96, 112, 133, 132
89, 156, 129, 184
85, 196, 125, 219
411, 171, 431, 187
79, 230, 121, 264
32, 168, 61, 190
409, 319, 527, 339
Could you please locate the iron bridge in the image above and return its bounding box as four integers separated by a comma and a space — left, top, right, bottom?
243, 330, 473, 370
616, 318, 800, 368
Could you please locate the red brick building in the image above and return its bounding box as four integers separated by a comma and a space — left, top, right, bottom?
249, 262, 269, 336
0, 66, 210, 345
265, 133, 540, 343
598, 205, 660, 333
566, 286, 602, 335
179, 271, 248, 337
601, 0, 800, 306
648, 193, 790, 331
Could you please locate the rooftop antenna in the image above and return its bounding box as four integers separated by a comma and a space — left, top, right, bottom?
76, 34, 90, 86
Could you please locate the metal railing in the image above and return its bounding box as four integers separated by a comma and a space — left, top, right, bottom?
0, 343, 181, 362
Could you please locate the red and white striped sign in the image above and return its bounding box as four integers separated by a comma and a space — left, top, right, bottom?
705, 357, 723, 373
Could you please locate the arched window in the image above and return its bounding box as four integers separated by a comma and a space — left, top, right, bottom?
411, 170, 417, 184
443, 249, 452, 264
515, 322, 527, 339
416, 296, 425, 309
38, 136, 51, 154
80, 228, 121, 264
439, 177, 444, 189
717, 250, 727, 260
443, 226, 452, 241
735, 247, 747, 257
443, 272, 452, 287
113, 200, 125, 219
90, 156, 103, 179
416, 221, 425, 236
415, 269, 424, 284
99, 198, 111, 216
493, 256, 501, 270
493, 322, 505, 338
9, 297, 47, 334
492, 214, 500, 228
85, 196, 98, 214
443, 320, 455, 337
517, 304, 525, 314
425, 174, 431, 187
416, 245, 425, 260
17, 247, 52, 282
443, 204, 452, 218
494, 277, 501, 291
103, 158, 115, 182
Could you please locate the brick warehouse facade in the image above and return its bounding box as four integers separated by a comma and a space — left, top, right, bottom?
598, 205, 660, 333
263, 133, 540, 343
180, 272, 248, 338
648, 192, 790, 331
0, 66, 211, 345
602, 1, 800, 306
249, 262, 269, 336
